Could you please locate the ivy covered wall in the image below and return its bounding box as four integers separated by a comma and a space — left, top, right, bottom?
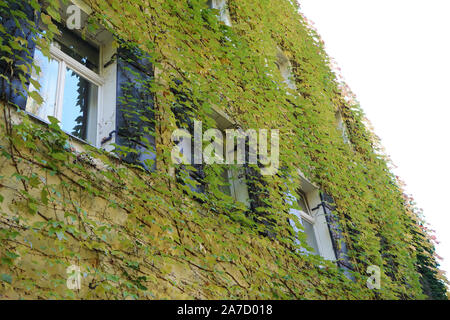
0, 0, 447, 299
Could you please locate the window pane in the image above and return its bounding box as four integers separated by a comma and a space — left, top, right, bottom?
231, 168, 250, 207
209, 0, 232, 26
61, 67, 98, 142
297, 192, 310, 214
219, 168, 232, 196
276, 50, 296, 90
54, 25, 99, 73
302, 219, 320, 254
26, 48, 58, 121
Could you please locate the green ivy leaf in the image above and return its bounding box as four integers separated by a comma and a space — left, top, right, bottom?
28, 90, 44, 106
41, 189, 49, 206
51, 153, 67, 161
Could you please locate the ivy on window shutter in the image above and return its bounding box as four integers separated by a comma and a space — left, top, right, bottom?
320, 192, 353, 272
115, 43, 156, 171
0, 0, 39, 109
244, 146, 275, 237
170, 80, 206, 196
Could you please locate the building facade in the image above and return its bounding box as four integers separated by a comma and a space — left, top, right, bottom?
0, 0, 447, 299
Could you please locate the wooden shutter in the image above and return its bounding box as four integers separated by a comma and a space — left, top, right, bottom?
115, 43, 156, 171
244, 145, 275, 237
0, 0, 39, 109
170, 80, 206, 195
320, 192, 353, 272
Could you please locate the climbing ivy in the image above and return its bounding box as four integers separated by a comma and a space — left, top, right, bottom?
0, 0, 447, 299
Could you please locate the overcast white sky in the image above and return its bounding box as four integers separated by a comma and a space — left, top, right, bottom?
298, 0, 450, 278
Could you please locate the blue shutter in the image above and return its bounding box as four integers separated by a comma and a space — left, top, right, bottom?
0, 0, 38, 109
245, 164, 268, 213
320, 192, 354, 275
244, 155, 275, 237
170, 80, 206, 195
115, 43, 156, 171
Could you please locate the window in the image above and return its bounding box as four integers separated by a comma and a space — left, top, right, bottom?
177, 124, 206, 194
171, 97, 250, 205
24, 2, 118, 150
218, 133, 251, 207
275, 48, 296, 90
335, 111, 350, 144
208, 0, 232, 26
222, 167, 250, 207
26, 24, 103, 145
287, 173, 337, 260
295, 190, 320, 254
211, 108, 250, 207
6, 1, 155, 165
170, 82, 206, 194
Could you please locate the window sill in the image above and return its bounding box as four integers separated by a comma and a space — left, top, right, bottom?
23, 109, 98, 148
16, 109, 125, 172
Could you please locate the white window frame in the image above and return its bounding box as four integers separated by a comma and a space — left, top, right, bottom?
275, 48, 296, 91
209, 0, 232, 26
27, 32, 105, 146
28, 43, 105, 146
222, 145, 250, 207
26, 1, 117, 149
335, 111, 350, 145
286, 172, 337, 261
292, 189, 321, 255
50, 43, 104, 122
210, 107, 250, 207
296, 190, 315, 224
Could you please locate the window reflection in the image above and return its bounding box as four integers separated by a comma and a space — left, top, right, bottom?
26, 48, 58, 121
26, 24, 101, 145
303, 219, 320, 254
297, 191, 310, 214
219, 168, 232, 196
61, 67, 98, 142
